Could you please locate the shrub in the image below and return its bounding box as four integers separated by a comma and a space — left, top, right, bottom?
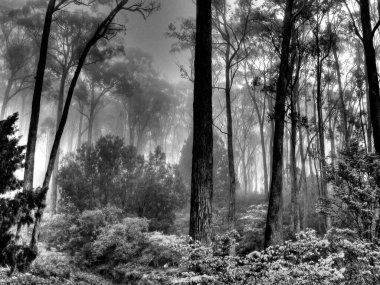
168, 228, 380, 285
59, 137, 186, 233
30, 251, 72, 279
40, 206, 123, 256
90, 218, 149, 266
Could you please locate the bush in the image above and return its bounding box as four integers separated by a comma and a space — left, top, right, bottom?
59, 137, 186, 233
30, 251, 71, 279
41, 206, 123, 256
167, 228, 380, 285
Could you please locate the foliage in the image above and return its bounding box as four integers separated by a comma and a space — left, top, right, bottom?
40, 205, 122, 253
0, 113, 25, 194
162, 228, 380, 285
58, 136, 186, 232
133, 147, 186, 232
59, 135, 144, 210
0, 114, 46, 274
326, 141, 380, 240
30, 251, 71, 280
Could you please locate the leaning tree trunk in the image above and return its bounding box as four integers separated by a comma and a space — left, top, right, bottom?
30, 0, 136, 248
189, 0, 213, 242
360, 0, 380, 155
24, 0, 56, 191
264, 0, 294, 248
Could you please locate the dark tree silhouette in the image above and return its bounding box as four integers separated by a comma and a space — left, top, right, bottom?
23, 0, 56, 192
264, 0, 294, 248
189, 0, 213, 242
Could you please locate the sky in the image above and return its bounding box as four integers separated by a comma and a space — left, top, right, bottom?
122, 0, 196, 83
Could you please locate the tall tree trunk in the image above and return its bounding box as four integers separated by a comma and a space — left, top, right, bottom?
20, 94, 27, 134
24, 0, 56, 192
332, 47, 348, 143
1, 77, 13, 120
290, 84, 300, 234
243, 157, 248, 196
87, 84, 95, 146
305, 97, 315, 181
77, 104, 83, 148
315, 17, 330, 230
189, 0, 213, 242
244, 66, 269, 199
30, 0, 135, 248
51, 70, 67, 215
297, 99, 307, 230
225, 50, 237, 228
264, 0, 294, 248
359, 0, 380, 155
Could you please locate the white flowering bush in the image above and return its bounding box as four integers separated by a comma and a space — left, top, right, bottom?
158, 228, 380, 285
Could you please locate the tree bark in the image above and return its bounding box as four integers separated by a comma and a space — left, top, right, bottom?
264, 0, 294, 248
189, 0, 213, 242
359, 0, 380, 155
297, 99, 307, 230
225, 49, 237, 228
24, 0, 56, 192
290, 82, 300, 234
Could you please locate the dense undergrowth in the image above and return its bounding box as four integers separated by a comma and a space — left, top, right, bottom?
2, 203, 380, 285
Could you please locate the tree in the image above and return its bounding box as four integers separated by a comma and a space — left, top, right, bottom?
30, 0, 160, 249
264, 0, 294, 248
353, 0, 380, 155
0, 113, 25, 194
189, 0, 213, 242
47, 11, 102, 214
0, 6, 34, 120
179, 131, 229, 206
23, 0, 56, 192
212, 0, 252, 227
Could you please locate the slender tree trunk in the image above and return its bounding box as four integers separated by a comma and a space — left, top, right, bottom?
315, 19, 331, 230
1, 77, 13, 120
20, 94, 27, 135
87, 84, 95, 146
264, 0, 294, 248
360, 0, 380, 155
243, 157, 248, 196
290, 85, 300, 234
297, 99, 307, 230
77, 104, 84, 148
225, 51, 237, 228
189, 0, 213, 242
332, 47, 348, 143
24, 0, 56, 192
244, 67, 269, 199
305, 97, 315, 181
51, 70, 67, 214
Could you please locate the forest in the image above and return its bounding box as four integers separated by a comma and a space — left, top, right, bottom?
1, 0, 380, 284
